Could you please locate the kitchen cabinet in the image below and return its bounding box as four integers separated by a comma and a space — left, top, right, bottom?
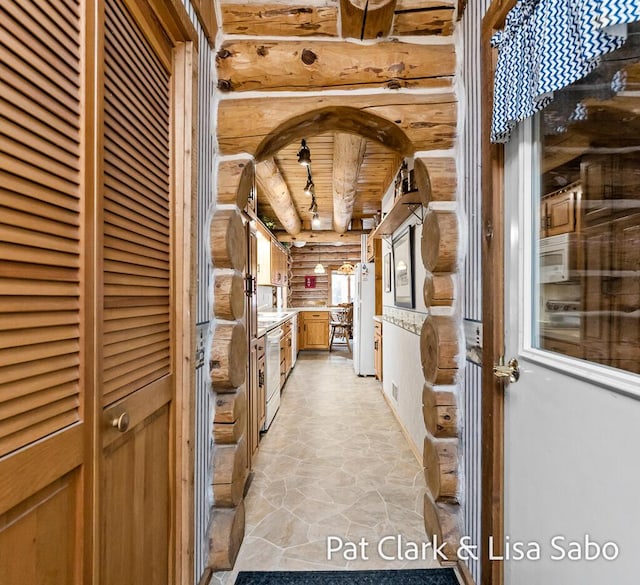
580, 154, 640, 227
374, 320, 383, 381
248, 337, 267, 465
256, 223, 289, 286
257, 228, 272, 285
581, 213, 640, 374
271, 240, 285, 286
280, 319, 294, 380
540, 182, 580, 237
299, 311, 330, 350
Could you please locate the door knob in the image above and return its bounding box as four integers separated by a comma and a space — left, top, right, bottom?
111, 412, 130, 432
493, 358, 520, 384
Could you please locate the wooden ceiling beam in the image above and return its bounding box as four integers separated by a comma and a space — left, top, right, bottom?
275, 229, 367, 244
255, 158, 302, 235
216, 40, 454, 93
218, 93, 457, 157
332, 133, 367, 234
340, 0, 397, 40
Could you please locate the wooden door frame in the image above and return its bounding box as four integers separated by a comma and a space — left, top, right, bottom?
87, 1, 198, 584
480, 2, 516, 585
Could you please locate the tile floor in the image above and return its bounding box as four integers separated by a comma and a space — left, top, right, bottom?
212, 350, 439, 585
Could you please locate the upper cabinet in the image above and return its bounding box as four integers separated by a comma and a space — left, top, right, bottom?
540, 182, 581, 238
257, 229, 272, 285
256, 223, 289, 286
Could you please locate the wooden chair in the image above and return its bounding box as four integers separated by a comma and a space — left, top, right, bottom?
329, 304, 353, 352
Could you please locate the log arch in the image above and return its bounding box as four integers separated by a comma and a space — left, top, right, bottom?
254, 105, 415, 161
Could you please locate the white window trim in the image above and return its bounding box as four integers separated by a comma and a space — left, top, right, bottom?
512, 117, 640, 400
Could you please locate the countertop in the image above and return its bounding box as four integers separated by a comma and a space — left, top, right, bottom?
257, 311, 297, 338
256, 307, 341, 337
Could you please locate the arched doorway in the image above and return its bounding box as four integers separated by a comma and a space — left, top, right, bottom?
207, 106, 464, 572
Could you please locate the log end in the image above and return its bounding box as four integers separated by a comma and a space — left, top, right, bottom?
208, 501, 246, 570
211, 323, 248, 389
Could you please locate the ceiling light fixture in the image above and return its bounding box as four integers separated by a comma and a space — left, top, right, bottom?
337, 262, 355, 275
314, 252, 325, 274
312, 212, 321, 228
304, 177, 315, 196
297, 139, 311, 166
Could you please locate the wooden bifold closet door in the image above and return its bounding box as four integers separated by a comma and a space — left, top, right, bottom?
1, 0, 85, 581
100, 0, 174, 582
1, 0, 195, 583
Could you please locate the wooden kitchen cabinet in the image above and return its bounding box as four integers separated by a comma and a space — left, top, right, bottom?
580, 154, 640, 227
299, 311, 330, 350
257, 227, 272, 285
257, 222, 289, 286
374, 320, 383, 381
248, 337, 267, 464
271, 240, 283, 285
581, 213, 640, 374
257, 338, 266, 430
541, 182, 580, 237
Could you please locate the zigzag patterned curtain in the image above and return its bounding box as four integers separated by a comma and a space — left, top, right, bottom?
491, 0, 640, 143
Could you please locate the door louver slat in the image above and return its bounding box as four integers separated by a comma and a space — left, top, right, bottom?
103, 0, 171, 407
0, 0, 81, 458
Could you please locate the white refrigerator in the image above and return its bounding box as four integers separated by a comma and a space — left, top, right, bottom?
352, 262, 376, 376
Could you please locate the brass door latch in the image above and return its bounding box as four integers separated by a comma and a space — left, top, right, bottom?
493, 358, 520, 384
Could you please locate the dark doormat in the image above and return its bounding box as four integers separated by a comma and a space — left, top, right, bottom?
234, 568, 458, 585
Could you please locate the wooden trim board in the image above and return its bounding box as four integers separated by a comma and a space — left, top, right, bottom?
480, 2, 516, 585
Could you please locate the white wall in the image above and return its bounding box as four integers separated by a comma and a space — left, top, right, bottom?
504, 378, 640, 585
380, 182, 429, 456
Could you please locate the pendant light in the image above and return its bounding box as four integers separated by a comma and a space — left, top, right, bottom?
314, 252, 325, 274
337, 261, 354, 275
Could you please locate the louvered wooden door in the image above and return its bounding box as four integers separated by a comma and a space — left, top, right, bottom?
100, 0, 174, 582
1, 0, 85, 581
2, 0, 194, 582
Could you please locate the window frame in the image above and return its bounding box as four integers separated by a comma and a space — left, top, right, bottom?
510, 117, 640, 400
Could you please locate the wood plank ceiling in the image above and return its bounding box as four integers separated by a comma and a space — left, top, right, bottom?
216, 0, 459, 242
258, 134, 400, 232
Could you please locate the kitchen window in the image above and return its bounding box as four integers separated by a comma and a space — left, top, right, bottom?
533, 30, 640, 375
331, 272, 354, 305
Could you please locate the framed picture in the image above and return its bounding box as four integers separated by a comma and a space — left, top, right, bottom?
384, 252, 392, 292
392, 225, 414, 308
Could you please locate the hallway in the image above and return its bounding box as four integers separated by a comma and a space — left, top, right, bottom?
213, 351, 437, 584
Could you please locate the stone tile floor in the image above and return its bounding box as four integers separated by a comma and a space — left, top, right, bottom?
212, 350, 438, 585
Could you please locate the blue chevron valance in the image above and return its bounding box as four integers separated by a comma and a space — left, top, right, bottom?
491, 0, 640, 143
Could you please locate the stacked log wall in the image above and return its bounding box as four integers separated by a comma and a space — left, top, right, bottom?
206, 159, 254, 571
415, 154, 465, 564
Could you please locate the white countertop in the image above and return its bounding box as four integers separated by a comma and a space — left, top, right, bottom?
257, 311, 297, 337
257, 307, 346, 337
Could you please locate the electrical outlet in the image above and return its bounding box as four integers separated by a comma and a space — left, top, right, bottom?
392, 381, 399, 401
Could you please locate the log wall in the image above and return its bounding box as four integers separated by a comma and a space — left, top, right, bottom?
289, 243, 361, 306
415, 154, 464, 565
206, 164, 253, 571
